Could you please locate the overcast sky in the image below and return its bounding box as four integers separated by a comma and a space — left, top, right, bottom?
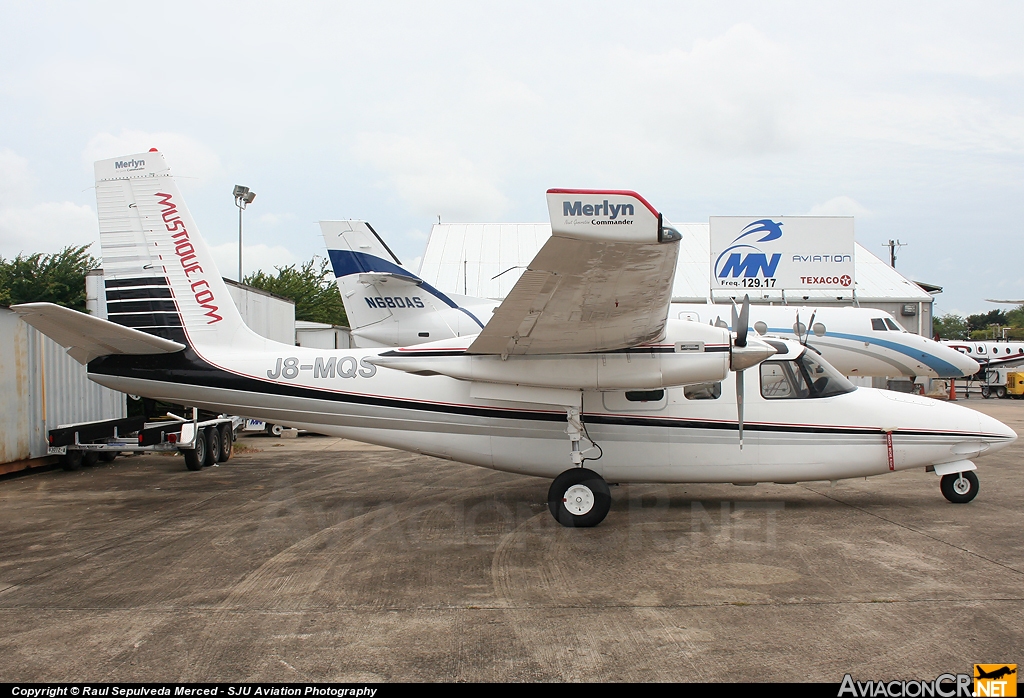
1, 1, 1022, 316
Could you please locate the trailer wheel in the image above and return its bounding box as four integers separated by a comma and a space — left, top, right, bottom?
218, 424, 233, 462
271, 423, 285, 437
981, 386, 991, 398
204, 427, 220, 467
183, 429, 207, 471
996, 386, 1007, 399
82, 452, 100, 467
60, 450, 82, 471
99, 451, 119, 463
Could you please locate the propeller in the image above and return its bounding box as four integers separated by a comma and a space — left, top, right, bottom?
728, 295, 774, 450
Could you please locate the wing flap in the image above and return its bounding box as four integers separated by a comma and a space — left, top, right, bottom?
12, 302, 186, 364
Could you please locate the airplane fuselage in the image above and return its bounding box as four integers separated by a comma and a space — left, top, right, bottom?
87, 337, 1013, 485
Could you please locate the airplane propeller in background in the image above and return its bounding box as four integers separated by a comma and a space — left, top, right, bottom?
729, 295, 775, 449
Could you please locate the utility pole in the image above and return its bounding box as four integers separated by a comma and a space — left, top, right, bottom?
883, 239, 906, 268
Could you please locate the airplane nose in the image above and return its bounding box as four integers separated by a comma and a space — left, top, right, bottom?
978, 411, 1017, 445
952, 351, 981, 378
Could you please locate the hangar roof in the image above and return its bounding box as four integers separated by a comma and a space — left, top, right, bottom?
418, 222, 933, 304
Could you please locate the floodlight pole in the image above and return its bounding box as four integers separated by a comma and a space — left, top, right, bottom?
233, 185, 255, 282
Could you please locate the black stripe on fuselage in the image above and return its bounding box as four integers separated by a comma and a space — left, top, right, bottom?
380, 345, 731, 358
87, 350, 992, 439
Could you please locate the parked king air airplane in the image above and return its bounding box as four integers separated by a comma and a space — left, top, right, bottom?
322, 223, 980, 380
13, 152, 1015, 528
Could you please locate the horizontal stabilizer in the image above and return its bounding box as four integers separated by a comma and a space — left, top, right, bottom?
11, 302, 185, 364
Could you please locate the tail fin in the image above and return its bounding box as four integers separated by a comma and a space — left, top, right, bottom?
95, 151, 259, 349
320, 220, 489, 345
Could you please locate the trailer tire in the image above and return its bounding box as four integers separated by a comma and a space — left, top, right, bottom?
60, 450, 82, 471
82, 452, 100, 467
99, 451, 119, 463
204, 427, 220, 467
218, 424, 232, 462
271, 423, 284, 437
183, 429, 207, 471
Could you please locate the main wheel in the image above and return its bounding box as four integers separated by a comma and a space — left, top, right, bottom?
218, 424, 233, 462
547, 468, 612, 528
941, 471, 979, 503
183, 428, 207, 471
60, 450, 83, 471
204, 426, 220, 467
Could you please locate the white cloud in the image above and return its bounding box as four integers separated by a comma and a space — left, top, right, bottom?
0, 149, 36, 206
0, 201, 98, 258
601, 24, 802, 157
82, 130, 224, 183
352, 133, 508, 221
0, 149, 98, 258
209, 241, 298, 281
807, 196, 870, 217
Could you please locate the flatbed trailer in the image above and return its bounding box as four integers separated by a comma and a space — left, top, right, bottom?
47, 410, 241, 471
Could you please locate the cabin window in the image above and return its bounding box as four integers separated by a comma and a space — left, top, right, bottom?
625, 389, 665, 402
760, 353, 855, 400
871, 318, 887, 331
884, 318, 902, 331
684, 382, 722, 400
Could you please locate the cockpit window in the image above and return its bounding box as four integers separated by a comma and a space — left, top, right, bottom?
871, 318, 887, 330
884, 318, 902, 331
760, 352, 856, 400
684, 382, 722, 400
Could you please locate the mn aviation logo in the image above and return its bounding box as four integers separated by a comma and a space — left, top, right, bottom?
714, 219, 783, 283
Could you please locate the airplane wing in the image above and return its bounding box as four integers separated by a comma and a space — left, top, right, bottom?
467, 189, 681, 356
11, 302, 185, 364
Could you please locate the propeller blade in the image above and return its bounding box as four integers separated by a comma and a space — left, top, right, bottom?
736, 368, 745, 450
804, 310, 817, 346
736, 294, 750, 348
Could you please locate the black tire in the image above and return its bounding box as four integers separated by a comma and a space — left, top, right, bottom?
82, 451, 100, 467
183, 428, 207, 471
271, 423, 284, 437
204, 427, 220, 467
99, 451, 119, 463
218, 424, 233, 462
981, 386, 991, 398
60, 450, 83, 471
996, 386, 1007, 399
941, 471, 979, 503
547, 468, 612, 528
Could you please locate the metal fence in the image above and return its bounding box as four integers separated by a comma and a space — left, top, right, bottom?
0, 308, 126, 464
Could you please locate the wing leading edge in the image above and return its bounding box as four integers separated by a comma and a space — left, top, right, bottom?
467, 189, 681, 356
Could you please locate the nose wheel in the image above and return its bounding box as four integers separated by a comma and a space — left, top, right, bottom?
548, 468, 611, 527
940, 471, 979, 503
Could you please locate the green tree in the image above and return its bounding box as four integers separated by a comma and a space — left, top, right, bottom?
0, 245, 98, 312
243, 256, 347, 326
1006, 304, 1024, 328
966, 309, 1007, 334
933, 313, 969, 340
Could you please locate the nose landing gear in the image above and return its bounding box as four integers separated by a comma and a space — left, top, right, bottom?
940, 470, 979, 503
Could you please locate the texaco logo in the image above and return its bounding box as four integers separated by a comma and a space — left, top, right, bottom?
840, 275, 852, 287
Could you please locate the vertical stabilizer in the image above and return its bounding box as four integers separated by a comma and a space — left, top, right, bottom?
95, 151, 258, 349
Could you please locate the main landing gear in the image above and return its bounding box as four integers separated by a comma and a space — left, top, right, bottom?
940, 470, 979, 504
547, 406, 611, 528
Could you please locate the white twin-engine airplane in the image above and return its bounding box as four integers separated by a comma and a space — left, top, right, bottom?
321, 223, 980, 380
13, 152, 1016, 528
